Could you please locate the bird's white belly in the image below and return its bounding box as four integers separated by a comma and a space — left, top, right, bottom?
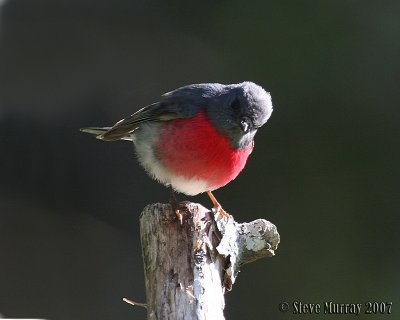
132, 123, 209, 195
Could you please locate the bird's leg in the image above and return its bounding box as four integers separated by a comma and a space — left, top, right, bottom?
169, 186, 188, 224
169, 185, 178, 203
207, 191, 230, 219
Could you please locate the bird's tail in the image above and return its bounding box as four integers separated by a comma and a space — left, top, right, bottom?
80, 127, 134, 141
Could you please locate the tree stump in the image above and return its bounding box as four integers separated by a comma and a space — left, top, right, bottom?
140, 202, 280, 320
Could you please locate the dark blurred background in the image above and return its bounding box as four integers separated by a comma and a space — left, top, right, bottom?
0, 0, 399, 319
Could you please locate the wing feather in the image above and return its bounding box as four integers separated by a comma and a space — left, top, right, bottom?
82, 83, 219, 141
100, 100, 198, 141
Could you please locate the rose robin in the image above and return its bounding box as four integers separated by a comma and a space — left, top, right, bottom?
81, 81, 273, 218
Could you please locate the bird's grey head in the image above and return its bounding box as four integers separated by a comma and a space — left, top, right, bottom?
206, 81, 273, 150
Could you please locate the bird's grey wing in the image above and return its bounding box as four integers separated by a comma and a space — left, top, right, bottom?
84, 99, 198, 141
81, 83, 225, 141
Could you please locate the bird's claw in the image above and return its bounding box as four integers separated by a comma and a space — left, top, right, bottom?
212, 205, 231, 220
207, 191, 231, 220
170, 198, 191, 225
175, 208, 184, 225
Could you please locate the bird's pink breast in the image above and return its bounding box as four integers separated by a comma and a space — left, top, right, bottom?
156, 112, 253, 191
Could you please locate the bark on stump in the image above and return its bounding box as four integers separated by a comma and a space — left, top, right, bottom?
140, 202, 280, 320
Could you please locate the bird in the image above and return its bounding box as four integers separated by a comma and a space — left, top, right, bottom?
81, 81, 273, 220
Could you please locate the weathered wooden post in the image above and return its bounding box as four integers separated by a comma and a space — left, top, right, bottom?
139, 202, 280, 319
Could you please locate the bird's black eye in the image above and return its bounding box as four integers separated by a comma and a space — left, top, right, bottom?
240, 117, 251, 133
230, 97, 241, 110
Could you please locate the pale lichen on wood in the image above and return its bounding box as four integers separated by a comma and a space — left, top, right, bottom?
140, 202, 280, 319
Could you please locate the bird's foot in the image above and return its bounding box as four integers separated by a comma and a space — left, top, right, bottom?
169, 186, 188, 225
169, 188, 191, 224
172, 202, 192, 225
207, 191, 231, 220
